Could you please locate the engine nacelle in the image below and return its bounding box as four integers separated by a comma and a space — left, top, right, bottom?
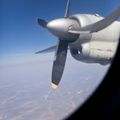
69, 14, 102, 49
71, 14, 102, 27
81, 43, 90, 57
69, 14, 119, 65
70, 41, 118, 65
82, 41, 117, 60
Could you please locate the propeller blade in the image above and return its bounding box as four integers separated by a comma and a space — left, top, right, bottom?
68, 30, 90, 34
81, 6, 120, 33
51, 40, 68, 89
64, 0, 70, 18
68, 6, 120, 34
37, 18, 48, 28
35, 45, 56, 54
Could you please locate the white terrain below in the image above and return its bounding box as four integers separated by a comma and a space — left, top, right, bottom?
0, 53, 109, 120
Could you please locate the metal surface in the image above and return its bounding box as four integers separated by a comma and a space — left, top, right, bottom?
47, 18, 79, 40
52, 40, 68, 86
35, 45, 56, 54
64, 0, 70, 18
81, 6, 120, 32
36, 0, 120, 87
37, 18, 48, 28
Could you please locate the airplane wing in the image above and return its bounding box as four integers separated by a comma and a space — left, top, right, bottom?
35, 45, 56, 54
69, 6, 120, 34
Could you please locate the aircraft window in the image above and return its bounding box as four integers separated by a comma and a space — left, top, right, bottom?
0, 0, 119, 120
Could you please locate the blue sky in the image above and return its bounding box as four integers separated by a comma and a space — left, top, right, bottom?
0, 0, 120, 57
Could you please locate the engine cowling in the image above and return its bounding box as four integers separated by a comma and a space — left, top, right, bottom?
70, 41, 117, 65
69, 14, 118, 65
82, 41, 117, 60
69, 14, 94, 49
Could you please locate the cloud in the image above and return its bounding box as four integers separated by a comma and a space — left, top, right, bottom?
0, 53, 109, 120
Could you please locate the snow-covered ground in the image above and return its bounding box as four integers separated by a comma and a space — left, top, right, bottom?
0, 53, 109, 120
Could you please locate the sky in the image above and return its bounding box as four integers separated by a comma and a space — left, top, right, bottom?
0, 1, 112, 119
0, 0, 120, 58
0, 51, 109, 120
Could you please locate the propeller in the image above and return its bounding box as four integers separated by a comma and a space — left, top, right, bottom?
51, 0, 71, 88
35, 45, 56, 54
37, 18, 48, 28
51, 40, 68, 88
69, 6, 120, 34
64, 0, 70, 18
37, 0, 120, 89
37, 0, 71, 89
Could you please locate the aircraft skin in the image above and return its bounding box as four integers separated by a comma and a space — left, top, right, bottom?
36, 0, 120, 88
69, 14, 120, 65
37, 14, 120, 65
